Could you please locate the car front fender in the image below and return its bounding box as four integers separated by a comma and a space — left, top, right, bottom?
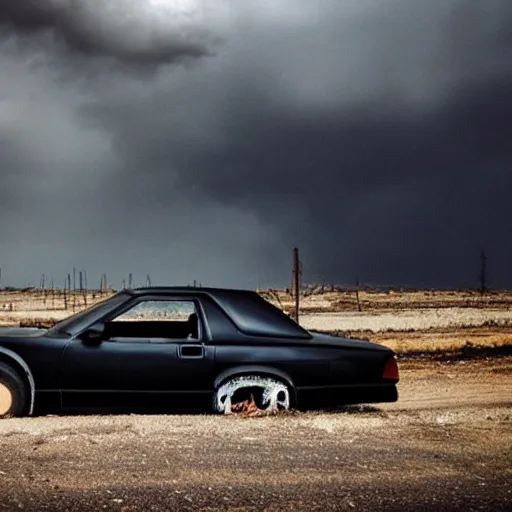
0, 347, 36, 416
214, 365, 295, 391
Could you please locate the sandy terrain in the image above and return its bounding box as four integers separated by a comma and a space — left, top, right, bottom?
0, 288, 510, 510
0, 290, 109, 327
299, 308, 512, 332
0, 356, 510, 511
2, 307, 512, 336
264, 288, 512, 312
2, 289, 512, 332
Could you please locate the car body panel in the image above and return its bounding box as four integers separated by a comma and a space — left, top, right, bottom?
60, 338, 215, 410
0, 287, 399, 415
0, 333, 67, 390
214, 343, 330, 388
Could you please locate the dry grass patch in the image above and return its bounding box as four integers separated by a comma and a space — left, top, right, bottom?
333, 328, 512, 355
381, 334, 511, 355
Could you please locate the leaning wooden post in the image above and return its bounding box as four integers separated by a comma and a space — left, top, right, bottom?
64, 278, 68, 310
355, 277, 362, 312
82, 270, 88, 307
42, 274, 47, 306
293, 247, 300, 323
479, 250, 488, 296
84, 270, 88, 306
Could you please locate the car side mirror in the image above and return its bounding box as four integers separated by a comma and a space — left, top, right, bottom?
82, 322, 106, 344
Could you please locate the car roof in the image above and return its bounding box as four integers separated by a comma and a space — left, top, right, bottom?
125, 286, 253, 296
124, 287, 311, 339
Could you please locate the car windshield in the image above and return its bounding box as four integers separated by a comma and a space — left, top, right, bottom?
46, 292, 129, 336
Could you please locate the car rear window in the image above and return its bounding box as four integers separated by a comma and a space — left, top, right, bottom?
211, 290, 311, 339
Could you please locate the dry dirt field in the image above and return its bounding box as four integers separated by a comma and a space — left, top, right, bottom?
0, 288, 511, 510
2, 288, 511, 355
0, 356, 510, 511
0, 290, 111, 328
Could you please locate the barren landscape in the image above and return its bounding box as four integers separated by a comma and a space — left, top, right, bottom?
0, 356, 510, 511
0, 288, 511, 510
2, 288, 511, 356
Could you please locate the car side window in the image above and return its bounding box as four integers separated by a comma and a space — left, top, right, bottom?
107, 300, 200, 342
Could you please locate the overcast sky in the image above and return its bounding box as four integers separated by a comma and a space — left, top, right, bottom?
0, 0, 511, 290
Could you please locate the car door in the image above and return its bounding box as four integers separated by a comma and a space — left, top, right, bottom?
60, 296, 215, 411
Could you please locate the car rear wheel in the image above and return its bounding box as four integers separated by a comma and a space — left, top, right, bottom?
213, 375, 292, 414
0, 363, 27, 419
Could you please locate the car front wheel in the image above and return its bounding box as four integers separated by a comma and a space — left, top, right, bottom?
213, 375, 292, 414
0, 362, 27, 419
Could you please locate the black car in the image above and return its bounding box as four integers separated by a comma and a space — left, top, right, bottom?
0, 287, 399, 418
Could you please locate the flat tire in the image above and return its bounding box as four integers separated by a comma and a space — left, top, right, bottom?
213, 375, 291, 414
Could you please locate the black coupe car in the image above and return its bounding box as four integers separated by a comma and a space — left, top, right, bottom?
0, 287, 399, 418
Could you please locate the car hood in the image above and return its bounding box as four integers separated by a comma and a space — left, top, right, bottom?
308, 331, 392, 352
0, 327, 48, 338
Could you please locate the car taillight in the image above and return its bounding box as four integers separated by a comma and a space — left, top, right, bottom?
383, 356, 399, 381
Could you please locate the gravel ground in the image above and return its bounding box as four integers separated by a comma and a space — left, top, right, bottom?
0, 357, 510, 512
299, 308, 512, 332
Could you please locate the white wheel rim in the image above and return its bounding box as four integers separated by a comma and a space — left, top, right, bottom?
0, 383, 13, 416
215, 376, 290, 414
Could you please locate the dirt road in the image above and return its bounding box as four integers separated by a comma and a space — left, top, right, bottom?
0, 356, 510, 511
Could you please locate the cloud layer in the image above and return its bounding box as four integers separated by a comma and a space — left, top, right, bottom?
0, 0, 215, 66
0, 0, 511, 289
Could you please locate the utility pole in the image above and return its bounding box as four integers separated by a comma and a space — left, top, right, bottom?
41, 274, 46, 306
100, 274, 108, 292
479, 250, 488, 295
81, 270, 88, 307
355, 277, 362, 312
292, 247, 301, 323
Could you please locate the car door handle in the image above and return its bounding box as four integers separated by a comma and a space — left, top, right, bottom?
179, 345, 204, 358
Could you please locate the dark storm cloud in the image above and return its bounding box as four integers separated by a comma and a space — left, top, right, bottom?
1, 0, 512, 289
85, 74, 512, 287
0, 0, 214, 66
